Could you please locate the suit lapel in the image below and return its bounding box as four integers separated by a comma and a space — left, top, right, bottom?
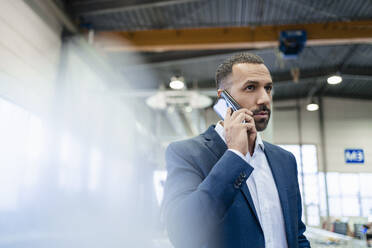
202, 125, 261, 225
202, 125, 228, 165
240, 181, 260, 224
263, 142, 293, 242
202, 127, 294, 242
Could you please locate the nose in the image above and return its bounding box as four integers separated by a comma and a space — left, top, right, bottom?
256, 87, 271, 106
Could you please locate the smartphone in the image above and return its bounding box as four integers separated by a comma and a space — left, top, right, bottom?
213, 90, 242, 120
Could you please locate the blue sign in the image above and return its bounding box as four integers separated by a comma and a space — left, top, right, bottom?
345, 149, 364, 164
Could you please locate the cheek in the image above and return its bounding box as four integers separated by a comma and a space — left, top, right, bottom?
236, 96, 255, 109
229, 89, 248, 106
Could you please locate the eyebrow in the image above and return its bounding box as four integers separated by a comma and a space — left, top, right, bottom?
242, 81, 273, 87
242, 80, 259, 86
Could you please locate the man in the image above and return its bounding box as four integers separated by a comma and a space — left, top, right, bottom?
162, 53, 310, 248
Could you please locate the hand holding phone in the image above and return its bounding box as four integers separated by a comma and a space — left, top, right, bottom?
213, 90, 241, 120
213, 90, 257, 156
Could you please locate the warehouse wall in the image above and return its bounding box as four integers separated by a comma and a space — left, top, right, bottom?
273, 97, 372, 173
0, 2, 161, 246
0, 0, 62, 116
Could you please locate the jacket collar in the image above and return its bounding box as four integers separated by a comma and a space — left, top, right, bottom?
201, 125, 261, 226
201, 125, 228, 160
202, 125, 293, 241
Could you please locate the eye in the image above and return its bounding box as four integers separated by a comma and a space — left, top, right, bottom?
265, 85, 273, 92
245, 85, 255, 91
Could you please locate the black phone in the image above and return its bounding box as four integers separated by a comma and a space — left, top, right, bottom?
213, 90, 242, 120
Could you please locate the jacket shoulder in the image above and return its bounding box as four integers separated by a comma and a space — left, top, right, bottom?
167, 134, 207, 163
167, 125, 216, 154
167, 134, 205, 154
166, 134, 212, 177
263, 141, 296, 160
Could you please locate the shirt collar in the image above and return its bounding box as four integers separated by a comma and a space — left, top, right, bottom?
215, 121, 265, 151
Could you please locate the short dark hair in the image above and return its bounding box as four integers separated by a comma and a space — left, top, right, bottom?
215, 52, 264, 89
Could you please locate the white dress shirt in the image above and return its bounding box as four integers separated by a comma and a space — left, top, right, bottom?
215, 122, 288, 248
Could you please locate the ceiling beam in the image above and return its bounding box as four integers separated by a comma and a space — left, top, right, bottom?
70, 0, 204, 16
93, 20, 372, 52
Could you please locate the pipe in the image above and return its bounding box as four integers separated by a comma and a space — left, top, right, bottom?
318, 95, 331, 220
296, 99, 307, 225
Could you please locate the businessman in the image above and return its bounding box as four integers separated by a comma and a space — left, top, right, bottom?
162, 53, 310, 248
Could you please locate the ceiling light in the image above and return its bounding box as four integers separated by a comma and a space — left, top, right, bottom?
306, 102, 319, 112
185, 106, 192, 113
167, 106, 175, 113
146, 90, 212, 110
169, 76, 185, 90
327, 75, 342, 85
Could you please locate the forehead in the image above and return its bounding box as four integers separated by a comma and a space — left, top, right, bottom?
230, 63, 272, 83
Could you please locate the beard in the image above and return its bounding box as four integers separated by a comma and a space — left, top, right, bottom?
252, 105, 271, 132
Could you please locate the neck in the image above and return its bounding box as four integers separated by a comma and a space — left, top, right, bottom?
248, 135, 256, 156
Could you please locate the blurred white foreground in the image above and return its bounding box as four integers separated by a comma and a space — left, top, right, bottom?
0, 37, 164, 248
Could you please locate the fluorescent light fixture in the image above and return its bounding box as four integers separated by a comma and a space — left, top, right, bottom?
146, 90, 212, 110
170, 80, 184, 89
306, 103, 319, 111
169, 76, 185, 90
185, 106, 192, 112
327, 75, 342, 85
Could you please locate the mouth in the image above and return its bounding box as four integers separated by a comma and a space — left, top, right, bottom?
254, 111, 269, 118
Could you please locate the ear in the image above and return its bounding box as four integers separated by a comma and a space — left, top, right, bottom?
217, 89, 223, 98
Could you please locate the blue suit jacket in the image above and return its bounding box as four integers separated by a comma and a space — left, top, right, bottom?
162, 125, 310, 248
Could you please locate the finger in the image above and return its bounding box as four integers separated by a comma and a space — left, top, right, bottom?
232, 112, 254, 125
244, 114, 255, 124
232, 112, 246, 124
231, 108, 254, 120
241, 123, 257, 132
230, 108, 248, 120
241, 123, 254, 128
239, 108, 253, 116
245, 110, 254, 117
224, 108, 232, 122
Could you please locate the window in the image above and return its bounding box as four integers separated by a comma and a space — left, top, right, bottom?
0, 97, 46, 210
360, 174, 372, 197
360, 174, 372, 217
278, 144, 320, 226
265, 143, 372, 221
362, 199, 372, 218
327, 172, 372, 218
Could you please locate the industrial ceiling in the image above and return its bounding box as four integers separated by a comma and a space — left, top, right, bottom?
61, 0, 372, 101
67, 0, 372, 30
